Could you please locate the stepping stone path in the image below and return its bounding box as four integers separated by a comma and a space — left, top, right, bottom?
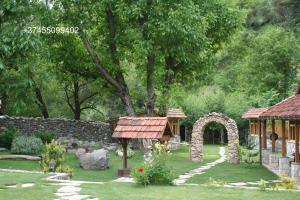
54, 182, 99, 200
174, 147, 226, 185
6, 183, 35, 188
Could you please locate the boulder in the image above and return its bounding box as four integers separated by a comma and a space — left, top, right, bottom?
79, 149, 109, 170
75, 148, 87, 159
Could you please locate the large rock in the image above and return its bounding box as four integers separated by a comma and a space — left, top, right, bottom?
79, 149, 109, 170
75, 148, 87, 159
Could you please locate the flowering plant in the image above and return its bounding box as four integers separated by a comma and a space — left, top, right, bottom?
131, 142, 173, 186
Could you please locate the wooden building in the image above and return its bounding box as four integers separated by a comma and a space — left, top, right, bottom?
243, 108, 297, 141
243, 84, 300, 180
166, 108, 187, 136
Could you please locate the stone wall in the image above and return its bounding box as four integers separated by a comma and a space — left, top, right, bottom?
0, 115, 112, 143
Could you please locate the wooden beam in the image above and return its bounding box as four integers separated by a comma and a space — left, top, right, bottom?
295, 121, 300, 163
122, 139, 128, 168
258, 120, 262, 165
271, 120, 275, 152
262, 120, 267, 149
281, 120, 286, 157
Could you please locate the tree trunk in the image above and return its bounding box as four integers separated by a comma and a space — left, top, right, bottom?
146, 54, 156, 116
33, 85, 49, 119
0, 93, 7, 115
80, 9, 135, 116
73, 81, 81, 120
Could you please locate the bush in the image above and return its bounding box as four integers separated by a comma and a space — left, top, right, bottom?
276, 176, 297, 190
132, 142, 174, 186
33, 131, 55, 144
0, 128, 19, 149
11, 136, 43, 155
40, 140, 73, 175
258, 179, 266, 191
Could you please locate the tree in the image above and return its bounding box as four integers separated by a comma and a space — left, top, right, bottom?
52, 0, 243, 116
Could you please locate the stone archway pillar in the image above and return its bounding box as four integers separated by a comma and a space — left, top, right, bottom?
190, 112, 240, 164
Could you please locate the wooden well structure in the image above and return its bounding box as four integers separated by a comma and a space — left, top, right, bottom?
112, 116, 174, 177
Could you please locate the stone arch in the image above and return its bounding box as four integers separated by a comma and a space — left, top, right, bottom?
190, 112, 240, 164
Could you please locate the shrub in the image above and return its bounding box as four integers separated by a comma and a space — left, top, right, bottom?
132, 142, 174, 186
11, 136, 43, 155
33, 131, 55, 144
207, 177, 227, 187
56, 165, 74, 177
276, 176, 297, 190
0, 128, 19, 149
258, 179, 266, 191
131, 166, 149, 186
40, 140, 73, 175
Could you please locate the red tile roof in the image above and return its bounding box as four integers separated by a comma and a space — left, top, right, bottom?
167, 108, 187, 118
260, 93, 300, 120
242, 108, 269, 119
112, 117, 173, 139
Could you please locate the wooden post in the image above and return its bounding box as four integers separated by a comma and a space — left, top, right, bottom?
262, 120, 267, 149
122, 139, 128, 169
258, 120, 262, 165
281, 120, 286, 157
272, 119, 276, 152
295, 121, 300, 163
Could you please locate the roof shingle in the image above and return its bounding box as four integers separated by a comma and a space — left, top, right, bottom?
242, 108, 269, 119
260, 93, 300, 119
112, 117, 173, 139
167, 108, 187, 118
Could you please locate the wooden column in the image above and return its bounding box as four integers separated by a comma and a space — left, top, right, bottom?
262, 120, 267, 149
122, 139, 128, 168
281, 120, 286, 157
271, 119, 276, 152
295, 121, 300, 163
258, 120, 262, 165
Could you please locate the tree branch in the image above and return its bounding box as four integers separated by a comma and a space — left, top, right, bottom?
81, 32, 122, 91
64, 85, 75, 112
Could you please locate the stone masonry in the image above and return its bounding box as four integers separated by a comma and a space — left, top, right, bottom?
190, 112, 240, 164
0, 115, 112, 143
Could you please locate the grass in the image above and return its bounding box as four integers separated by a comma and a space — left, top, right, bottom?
187, 162, 278, 184
0, 145, 204, 182
80, 182, 300, 200
0, 145, 289, 200
0, 172, 58, 200
0, 145, 277, 183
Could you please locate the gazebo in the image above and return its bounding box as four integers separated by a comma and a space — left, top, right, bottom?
244, 84, 300, 180
112, 116, 174, 177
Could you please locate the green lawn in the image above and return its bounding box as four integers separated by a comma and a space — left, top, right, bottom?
0, 145, 290, 200
0, 145, 206, 182
0, 172, 58, 200
0, 171, 296, 200
0, 145, 277, 184
80, 182, 300, 200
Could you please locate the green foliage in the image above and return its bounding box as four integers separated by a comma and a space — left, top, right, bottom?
56, 165, 74, 177
33, 131, 55, 144
207, 177, 227, 187
40, 140, 66, 173
0, 128, 19, 149
241, 139, 259, 166
276, 176, 297, 190
131, 166, 149, 186
258, 179, 266, 191
132, 142, 174, 186
11, 136, 43, 155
